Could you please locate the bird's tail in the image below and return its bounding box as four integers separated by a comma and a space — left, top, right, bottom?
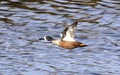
79, 43, 87, 47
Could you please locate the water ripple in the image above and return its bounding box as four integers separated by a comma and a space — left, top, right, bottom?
0, 0, 120, 75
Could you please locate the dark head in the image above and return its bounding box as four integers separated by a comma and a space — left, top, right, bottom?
39, 36, 54, 41
44, 36, 54, 41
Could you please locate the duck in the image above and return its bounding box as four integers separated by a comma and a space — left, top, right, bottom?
42, 21, 87, 49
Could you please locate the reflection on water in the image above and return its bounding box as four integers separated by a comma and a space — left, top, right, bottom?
0, 0, 120, 75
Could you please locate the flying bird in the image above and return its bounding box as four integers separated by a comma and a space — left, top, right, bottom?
42, 21, 87, 49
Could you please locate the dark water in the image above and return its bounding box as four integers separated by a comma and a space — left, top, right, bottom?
0, 0, 120, 75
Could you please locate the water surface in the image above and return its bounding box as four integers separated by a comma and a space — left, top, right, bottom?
0, 0, 120, 75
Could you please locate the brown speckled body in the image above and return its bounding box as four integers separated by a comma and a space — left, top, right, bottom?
60, 41, 86, 49
52, 40, 87, 49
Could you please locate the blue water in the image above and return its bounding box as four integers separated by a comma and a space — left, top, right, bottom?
0, 0, 120, 75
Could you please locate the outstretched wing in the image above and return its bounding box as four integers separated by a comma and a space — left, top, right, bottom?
61, 21, 78, 41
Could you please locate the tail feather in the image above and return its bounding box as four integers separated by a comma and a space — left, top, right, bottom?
79, 43, 87, 47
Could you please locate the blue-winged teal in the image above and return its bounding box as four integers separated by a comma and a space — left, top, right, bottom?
43, 21, 87, 49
